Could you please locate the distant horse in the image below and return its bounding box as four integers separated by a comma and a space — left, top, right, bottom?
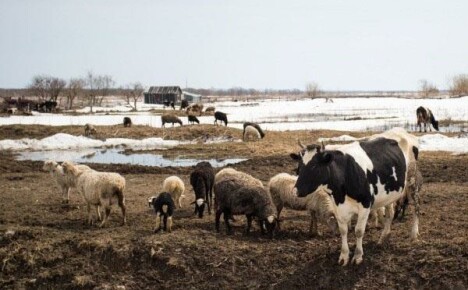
416, 106, 439, 132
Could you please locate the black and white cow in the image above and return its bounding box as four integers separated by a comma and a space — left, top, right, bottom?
291, 128, 420, 266
416, 106, 439, 132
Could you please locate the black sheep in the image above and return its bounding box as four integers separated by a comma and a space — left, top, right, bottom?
214, 111, 228, 126
188, 115, 200, 124
190, 161, 214, 218
149, 192, 175, 233
123, 117, 132, 127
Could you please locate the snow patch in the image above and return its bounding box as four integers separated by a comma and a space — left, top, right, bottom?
0, 133, 180, 151
419, 134, 468, 153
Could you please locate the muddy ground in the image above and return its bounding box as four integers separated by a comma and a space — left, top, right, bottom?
0, 125, 467, 289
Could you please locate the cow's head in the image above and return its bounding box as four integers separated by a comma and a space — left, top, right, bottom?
294, 150, 338, 197
433, 120, 439, 131
289, 140, 323, 175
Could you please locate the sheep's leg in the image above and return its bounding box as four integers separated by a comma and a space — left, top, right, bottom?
96, 206, 102, 221
178, 195, 183, 209
154, 212, 161, 233
215, 209, 222, 233
118, 194, 126, 226
276, 204, 283, 230
309, 211, 319, 237
167, 216, 173, 233
351, 207, 370, 265
258, 220, 266, 235
224, 209, 232, 235
62, 186, 69, 204
99, 207, 111, 228
86, 204, 93, 225
378, 204, 395, 244
163, 215, 168, 231
245, 214, 253, 234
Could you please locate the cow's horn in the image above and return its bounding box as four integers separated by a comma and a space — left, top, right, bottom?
297, 139, 305, 149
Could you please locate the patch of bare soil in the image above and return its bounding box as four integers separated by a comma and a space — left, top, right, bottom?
0, 126, 467, 289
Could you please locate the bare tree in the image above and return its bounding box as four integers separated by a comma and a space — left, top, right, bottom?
419, 79, 439, 98
48, 77, 66, 102
96, 75, 115, 106
86, 71, 98, 113
123, 83, 144, 111
28, 75, 48, 100
65, 78, 85, 110
449, 74, 468, 97
305, 82, 320, 98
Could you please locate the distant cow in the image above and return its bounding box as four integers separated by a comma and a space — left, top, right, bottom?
292, 128, 420, 266
416, 106, 439, 132
123, 117, 132, 127
214, 111, 228, 126
163, 101, 175, 110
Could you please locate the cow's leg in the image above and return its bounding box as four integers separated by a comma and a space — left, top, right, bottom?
424, 123, 427, 132
409, 187, 421, 241
378, 204, 395, 244
351, 207, 370, 265
337, 219, 350, 266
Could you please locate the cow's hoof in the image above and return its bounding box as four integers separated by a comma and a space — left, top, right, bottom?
338, 253, 349, 266
351, 255, 363, 265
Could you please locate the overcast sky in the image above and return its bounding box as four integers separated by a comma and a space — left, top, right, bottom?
1, 0, 467, 90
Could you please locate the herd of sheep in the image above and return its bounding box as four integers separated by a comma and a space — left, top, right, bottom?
42, 102, 427, 266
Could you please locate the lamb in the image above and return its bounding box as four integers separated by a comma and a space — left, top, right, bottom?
243, 122, 265, 141
214, 111, 228, 126
214, 168, 277, 237
205, 106, 215, 114
42, 160, 92, 204
188, 114, 200, 125
84, 123, 97, 136
62, 161, 126, 227
268, 173, 337, 236
123, 117, 132, 127
149, 192, 175, 233
161, 114, 182, 127
190, 161, 215, 218
162, 176, 185, 209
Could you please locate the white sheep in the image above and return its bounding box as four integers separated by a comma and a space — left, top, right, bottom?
42, 160, 92, 204
84, 123, 97, 136
162, 176, 185, 209
268, 173, 337, 236
62, 161, 126, 227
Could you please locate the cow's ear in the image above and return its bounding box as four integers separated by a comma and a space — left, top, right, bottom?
290, 153, 301, 161
319, 152, 334, 164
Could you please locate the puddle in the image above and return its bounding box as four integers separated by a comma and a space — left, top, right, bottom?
16, 149, 247, 167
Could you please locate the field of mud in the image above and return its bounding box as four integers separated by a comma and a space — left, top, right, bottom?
0, 125, 467, 289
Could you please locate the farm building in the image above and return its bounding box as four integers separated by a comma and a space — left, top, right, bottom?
182, 91, 202, 103
144, 86, 183, 105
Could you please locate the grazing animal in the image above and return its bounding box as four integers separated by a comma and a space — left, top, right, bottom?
161, 114, 182, 127
62, 161, 126, 227
205, 106, 215, 113
292, 128, 420, 266
163, 100, 175, 109
214, 168, 277, 237
187, 103, 203, 116
214, 111, 228, 126
243, 122, 265, 141
268, 173, 337, 236
42, 160, 92, 204
188, 114, 200, 124
123, 117, 132, 127
84, 123, 97, 137
149, 192, 175, 233
162, 176, 185, 209
416, 106, 439, 132
180, 99, 189, 110
190, 162, 215, 218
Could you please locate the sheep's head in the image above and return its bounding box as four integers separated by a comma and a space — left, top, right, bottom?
264, 215, 278, 239
42, 160, 58, 172
148, 196, 157, 208
192, 198, 206, 218
62, 161, 78, 176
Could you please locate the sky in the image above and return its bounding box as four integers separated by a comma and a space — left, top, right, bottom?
0, 0, 467, 90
